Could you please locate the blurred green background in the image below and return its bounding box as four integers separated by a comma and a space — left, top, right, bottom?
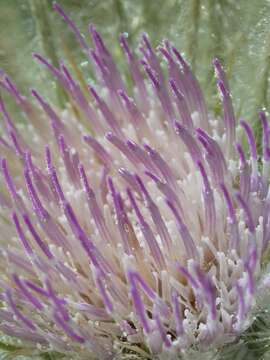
1, 0, 270, 124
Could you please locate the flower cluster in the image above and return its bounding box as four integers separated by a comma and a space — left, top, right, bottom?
0, 3, 270, 359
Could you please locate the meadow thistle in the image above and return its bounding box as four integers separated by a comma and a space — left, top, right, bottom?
0, 3, 270, 359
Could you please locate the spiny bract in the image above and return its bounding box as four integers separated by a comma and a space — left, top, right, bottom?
0, 3, 270, 360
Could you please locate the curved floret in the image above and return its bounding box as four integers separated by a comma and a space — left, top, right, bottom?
0, 3, 270, 359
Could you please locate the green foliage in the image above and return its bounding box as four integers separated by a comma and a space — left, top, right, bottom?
1, 0, 270, 122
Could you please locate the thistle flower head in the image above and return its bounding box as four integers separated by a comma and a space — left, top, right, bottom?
0, 3, 270, 359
